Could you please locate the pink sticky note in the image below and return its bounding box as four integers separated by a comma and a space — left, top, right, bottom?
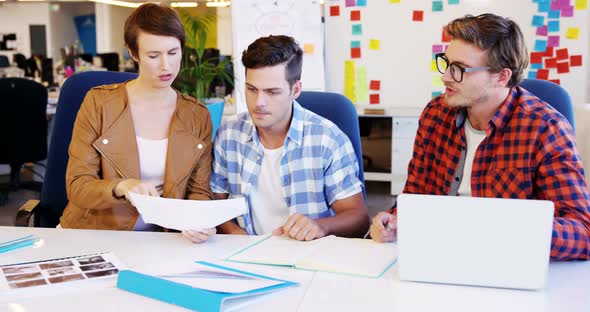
432, 44, 443, 53
561, 6, 574, 17
536, 26, 548, 36
548, 35, 560, 47
346, 0, 356, 7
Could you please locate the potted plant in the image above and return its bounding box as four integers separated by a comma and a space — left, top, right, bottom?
175, 10, 234, 102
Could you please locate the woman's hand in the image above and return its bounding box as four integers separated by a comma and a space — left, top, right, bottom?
182, 228, 217, 243
114, 179, 160, 199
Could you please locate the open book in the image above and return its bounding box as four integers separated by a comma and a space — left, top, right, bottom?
227, 235, 397, 278
117, 261, 297, 312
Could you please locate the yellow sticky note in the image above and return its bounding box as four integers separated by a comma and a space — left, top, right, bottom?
575, 0, 588, 10
344, 61, 356, 103
356, 66, 368, 103
303, 43, 315, 54
566, 27, 580, 39
369, 39, 380, 51
390, 0, 400, 3
432, 75, 444, 87
431, 59, 438, 72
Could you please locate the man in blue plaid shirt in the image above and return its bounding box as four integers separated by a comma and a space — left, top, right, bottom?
209, 35, 369, 241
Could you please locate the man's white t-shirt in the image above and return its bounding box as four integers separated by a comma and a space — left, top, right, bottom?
249, 145, 290, 234
458, 119, 486, 196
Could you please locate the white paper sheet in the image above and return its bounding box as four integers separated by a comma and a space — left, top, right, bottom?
127, 193, 248, 231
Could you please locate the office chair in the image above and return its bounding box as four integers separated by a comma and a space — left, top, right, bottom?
15, 71, 226, 227
97, 53, 120, 72
0, 78, 48, 205
0, 55, 9, 68
297, 91, 366, 200
520, 79, 575, 132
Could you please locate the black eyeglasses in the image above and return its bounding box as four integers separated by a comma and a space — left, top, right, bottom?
435, 53, 491, 83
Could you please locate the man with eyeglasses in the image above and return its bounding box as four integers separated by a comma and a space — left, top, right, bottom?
370, 14, 590, 260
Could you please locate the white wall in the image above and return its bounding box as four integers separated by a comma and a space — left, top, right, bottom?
49, 2, 95, 63
216, 7, 232, 56
0, 3, 51, 61
95, 3, 133, 58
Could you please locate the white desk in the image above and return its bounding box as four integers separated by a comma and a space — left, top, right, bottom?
1, 226, 589, 312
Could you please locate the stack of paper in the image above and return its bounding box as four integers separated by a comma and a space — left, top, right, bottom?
227, 235, 398, 278
127, 193, 248, 231
0, 234, 40, 254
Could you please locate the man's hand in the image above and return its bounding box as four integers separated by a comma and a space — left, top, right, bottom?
273, 213, 327, 241
114, 179, 160, 199
182, 228, 216, 243
369, 212, 397, 243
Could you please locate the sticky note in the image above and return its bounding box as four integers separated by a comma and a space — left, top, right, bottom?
530, 52, 543, 64
369, 39, 380, 50
548, 21, 560, 33
432, 91, 443, 98
549, 79, 561, 85
548, 10, 560, 18
534, 40, 547, 52
530, 63, 543, 69
413, 10, 424, 22
441, 26, 451, 42
432, 44, 443, 53
329, 6, 340, 16
557, 61, 570, 74
543, 46, 554, 57
545, 58, 558, 68
556, 48, 569, 60
370, 80, 381, 90
345, 0, 355, 7
303, 43, 315, 54
566, 27, 580, 39
570, 55, 583, 66
528, 71, 537, 80
532, 15, 544, 27
351, 40, 361, 48
550, 1, 560, 10
536, 25, 548, 36
575, 0, 588, 10
432, 75, 444, 87
356, 0, 367, 6
356, 66, 368, 103
448, 0, 460, 5
536, 69, 549, 80
352, 24, 363, 35
561, 6, 574, 17
344, 61, 356, 103
548, 36, 560, 47
538, 1, 550, 12
432, 1, 443, 11
350, 10, 361, 21
431, 59, 438, 72
390, 0, 401, 3
351, 47, 361, 58
370, 94, 380, 104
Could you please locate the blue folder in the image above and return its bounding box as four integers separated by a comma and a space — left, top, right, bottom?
116, 261, 298, 312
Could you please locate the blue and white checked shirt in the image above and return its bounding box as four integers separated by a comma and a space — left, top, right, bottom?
211, 100, 363, 234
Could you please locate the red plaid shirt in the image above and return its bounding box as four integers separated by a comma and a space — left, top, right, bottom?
395, 86, 590, 260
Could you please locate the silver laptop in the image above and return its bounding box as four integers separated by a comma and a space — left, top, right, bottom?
397, 194, 554, 290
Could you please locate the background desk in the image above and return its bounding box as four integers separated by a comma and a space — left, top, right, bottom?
1, 227, 589, 312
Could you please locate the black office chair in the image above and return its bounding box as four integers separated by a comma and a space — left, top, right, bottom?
97, 53, 120, 71
0, 78, 48, 205
0, 55, 9, 68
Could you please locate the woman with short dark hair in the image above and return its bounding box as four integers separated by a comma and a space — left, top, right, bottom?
60, 4, 215, 243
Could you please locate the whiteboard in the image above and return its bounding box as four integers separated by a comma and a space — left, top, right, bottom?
231, 0, 325, 113
324, 0, 589, 114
